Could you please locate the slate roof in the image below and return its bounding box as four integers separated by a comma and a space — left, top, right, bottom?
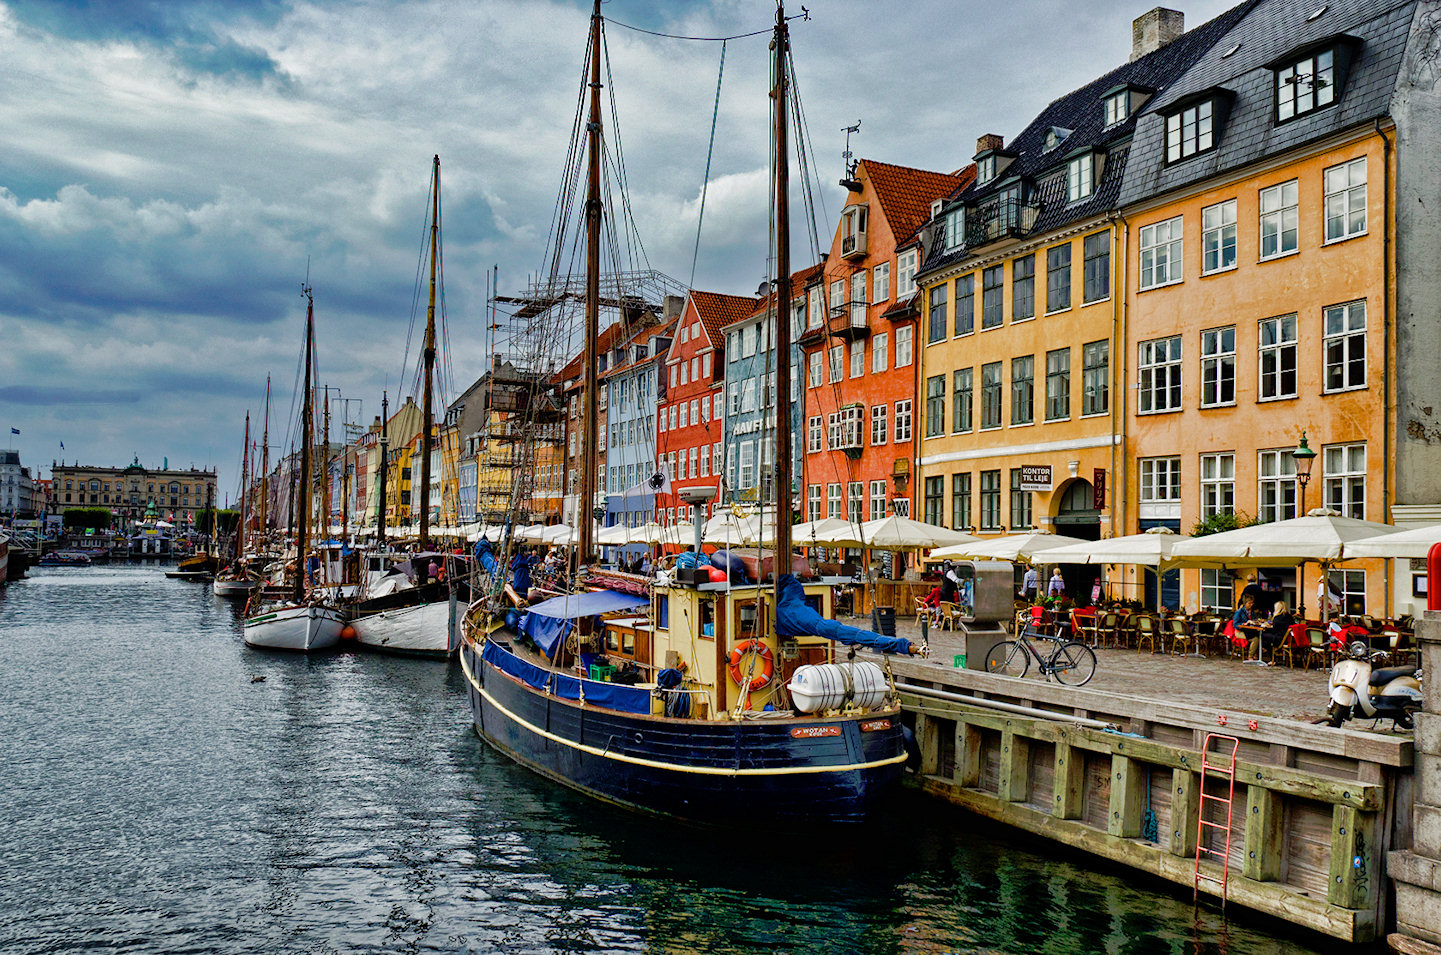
920, 0, 1256, 279
862, 159, 973, 245
689, 290, 761, 348
553, 321, 626, 385
1119, 0, 1420, 207
739, 263, 825, 322
599, 319, 677, 381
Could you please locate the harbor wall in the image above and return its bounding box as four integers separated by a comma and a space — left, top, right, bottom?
1387, 610, 1441, 954
892, 658, 1415, 943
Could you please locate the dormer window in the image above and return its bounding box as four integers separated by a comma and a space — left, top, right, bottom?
976, 155, 996, 184
1067, 154, 1094, 202
840, 203, 868, 259
1043, 127, 1072, 151
1277, 48, 1335, 121
1104, 89, 1129, 126
945, 207, 966, 249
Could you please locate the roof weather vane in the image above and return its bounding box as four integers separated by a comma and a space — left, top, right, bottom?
842, 120, 861, 181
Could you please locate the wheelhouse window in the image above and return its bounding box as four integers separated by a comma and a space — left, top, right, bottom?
1165, 99, 1214, 163
1276, 47, 1335, 122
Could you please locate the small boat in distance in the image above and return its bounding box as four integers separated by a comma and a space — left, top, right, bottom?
38, 550, 94, 567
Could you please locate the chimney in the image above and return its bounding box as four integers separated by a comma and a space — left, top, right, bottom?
975, 133, 1004, 156
663, 294, 685, 320
1132, 8, 1184, 61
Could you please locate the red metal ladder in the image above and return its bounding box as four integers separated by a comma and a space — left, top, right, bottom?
1194, 733, 1240, 908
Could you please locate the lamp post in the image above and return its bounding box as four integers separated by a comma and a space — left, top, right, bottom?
1291, 431, 1317, 518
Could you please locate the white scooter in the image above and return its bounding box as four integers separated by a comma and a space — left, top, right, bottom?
1326, 641, 1423, 729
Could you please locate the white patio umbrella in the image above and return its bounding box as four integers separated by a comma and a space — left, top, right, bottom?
596, 524, 633, 546
654, 522, 698, 547
514, 524, 551, 542
792, 517, 865, 548
1169, 509, 1400, 566
541, 524, 576, 545
1040, 526, 1183, 566
932, 530, 1088, 562
1342, 523, 1441, 560
702, 511, 764, 546
853, 516, 978, 551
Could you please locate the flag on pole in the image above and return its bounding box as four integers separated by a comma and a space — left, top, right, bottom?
59, 441, 64, 449
9, 428, 18, 435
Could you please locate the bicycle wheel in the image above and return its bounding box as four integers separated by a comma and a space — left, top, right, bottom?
1050, 642, 1097, 687
985, 641, 1030, 678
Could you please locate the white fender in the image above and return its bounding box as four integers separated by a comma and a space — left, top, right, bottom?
1330, 685, 1358, 708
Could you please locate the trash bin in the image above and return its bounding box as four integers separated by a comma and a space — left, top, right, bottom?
873, 606, 896, 637
965, 627, 1008, 672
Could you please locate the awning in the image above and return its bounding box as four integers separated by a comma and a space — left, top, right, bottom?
525, 589, 648, 620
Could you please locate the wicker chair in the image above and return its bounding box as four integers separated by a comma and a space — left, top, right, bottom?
1070, 610, 1101, 647
1132, 613, 1160, 653
1166, 616, 1195, 656
1097, 610, 1121, 649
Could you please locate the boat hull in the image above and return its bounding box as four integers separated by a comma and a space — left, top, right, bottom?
352, 599, 458, 658
459, 639, 906, 823
243, 604, 344, 652
213, 578, 261, 598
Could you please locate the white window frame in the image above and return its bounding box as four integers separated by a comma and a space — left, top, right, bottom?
1324, 442, 1366, 520
895, 325, 913, 368
870, 481, 888, 520
1139, 457, 1182, 504
808, 484, 822, 522
1200, 452, 1235, 519
1200, 568, 1235, 613
1258, 313, 1298, 401
1200, 326, 1235, 408
1165, 99, 1214, 163
872, 332, 889, 373
1259, 179, 1299, 261
808, 352, 823, 388
894, 399, 912, 443
1104, 89, 1128, 127
850, 272, 867, 325
1325, 156, 1367, 243
807, 416, 823, 453
827, 483, 842, 519
1067, 154, 1093, 202
828, 344, 844, 384
873, 262, 890, 302
1138, 216, 1184, 290
896, 249, 918, 299
1258, 448, 1298, 523
849, 340, 864, 379
1323, 300, 1367, 392
1201, 199, 1237, 275
1138, 336, 1182, 414
870, 404, 888, 445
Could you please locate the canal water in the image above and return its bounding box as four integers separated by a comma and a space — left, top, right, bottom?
0, 565, 1337, 954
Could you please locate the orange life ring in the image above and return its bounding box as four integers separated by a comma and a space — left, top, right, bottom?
727, 639, 774, 691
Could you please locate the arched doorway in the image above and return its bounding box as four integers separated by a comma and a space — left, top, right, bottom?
1052, 479, 1101, 601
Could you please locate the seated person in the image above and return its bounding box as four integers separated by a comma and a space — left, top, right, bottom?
1231, 595, 1255, 630
920, 585, 942, 609
1252, 600, 1294, 657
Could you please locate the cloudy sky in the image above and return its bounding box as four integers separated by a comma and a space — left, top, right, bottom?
0, 0, 1240, 503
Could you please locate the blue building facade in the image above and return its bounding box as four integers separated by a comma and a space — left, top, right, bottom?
602, 318, 675, 548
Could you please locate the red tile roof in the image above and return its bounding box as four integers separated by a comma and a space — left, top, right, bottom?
861, 159, 974, 244
690, 290, 761, 347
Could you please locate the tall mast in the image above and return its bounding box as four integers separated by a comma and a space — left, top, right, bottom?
577, 0, 603, 569
378, 390, 389, 551
295, 286, 315, 602
260, 375, 270, 540
419, 155, 440, 549
322, 388, 332, 545
238, 411, 250, 560
771, 1, 793, 588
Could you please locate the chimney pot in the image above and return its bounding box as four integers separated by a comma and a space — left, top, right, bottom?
663, 294, 685, 320
975, 133, 1004, 155
1132, 7, 1184, 61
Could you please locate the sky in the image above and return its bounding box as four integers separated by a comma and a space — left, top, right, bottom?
0, 0, 1242, 504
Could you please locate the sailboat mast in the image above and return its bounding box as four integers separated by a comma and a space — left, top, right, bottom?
238, 411, 250, 560
577, 0, 603, 568
260, 375, 270, 540
419, 155, 440, 549
771, 1, 794, 584
295, 287, 315, 602
322, 388, 332, 545
378, 390, 389, 550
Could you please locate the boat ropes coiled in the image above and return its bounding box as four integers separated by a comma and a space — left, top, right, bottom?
727, 639, 774, 691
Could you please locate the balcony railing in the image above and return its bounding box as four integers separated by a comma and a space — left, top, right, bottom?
964, 197, 1042, 248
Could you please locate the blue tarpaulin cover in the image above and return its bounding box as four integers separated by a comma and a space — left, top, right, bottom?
517, 589, 649, 658
482, 638, 652, 715
774, 574, 913, 655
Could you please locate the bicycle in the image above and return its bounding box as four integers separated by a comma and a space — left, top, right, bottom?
985, 617, 1097, 686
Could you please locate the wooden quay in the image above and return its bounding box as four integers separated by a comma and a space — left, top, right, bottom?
890, 653, 1415, 944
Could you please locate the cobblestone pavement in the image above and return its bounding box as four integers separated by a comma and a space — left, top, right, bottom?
846, 614, 1358, 725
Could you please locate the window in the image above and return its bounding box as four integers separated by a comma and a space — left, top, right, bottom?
1276, 48, 1335, 122
846, 341, 863, 379
1200, 326, 1235, 407
829, 279, 844, 320
1324, 300, 1366, 391
927, 283, 947, 344
1139, 336, 1182, 413
807, 485, 822, 522
808, 287, 823, 328
807, 352, 822, 388
981, 266, 1004, 329
827, 483, 842, 518
1083, 231, 1110, 303
1258, 314, 1298, 400
894, 399, 913, 443
892, 499, 910, 518
872, 332, 889, 373
951, 473, 971, 531
1139, 216, 1183, 290
871, 404, 888, 445
1200, 569, 1235, 613
895, 326, 913, 367
1200, 452, 1235, 518
738, 442, 755, 489
827, 408, 863, 450
1012, 255, 1035, 321
741, 325, 757, 357
976, 154, 996, 183
945, 208, 965, 250
1260, 180, 1299, 259
742, 380, 758, 412
1202, 199, 1237, 274
701, 445, 710, 477
1067, 154, 1093, 201
979, 470, 1002, 531
1140, 457, 1182, 504
1104, 89, 1129, 126
873, 262, 890, 302
952, 368, 973, 434
870, 480, 888, 520
1010, 469, 1033, 529
713, 394, 723, 421
848, 482, 864, 524
1258, 449, 1298, 522
924, 476, 944, 526
850, 272, 867, 325
678, 403, 688, 429
1328, 569, 1367, 617
1081, 340, 1108, 416
897, 249, 918, 298
1046, 243, 1071, 313
1325, 157, 1367, 242
807, 416, 822, 453
980, 361, 1003, 429
925, 375, 946, 437
828, 344, 844, 383
1045, 348, 1070, 421
1165, 99, 1214, 163
1010, 355, 1034, 425
954, 274, 975, 336
1324, 443, 1366, 519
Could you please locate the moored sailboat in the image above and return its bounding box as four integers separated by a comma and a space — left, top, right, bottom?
458, 1, 925, 823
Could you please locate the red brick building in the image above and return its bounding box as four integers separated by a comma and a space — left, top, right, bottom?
800, 159, 972, 523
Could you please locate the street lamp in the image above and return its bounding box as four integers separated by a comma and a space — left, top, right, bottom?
1291, 431, 1317, 518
